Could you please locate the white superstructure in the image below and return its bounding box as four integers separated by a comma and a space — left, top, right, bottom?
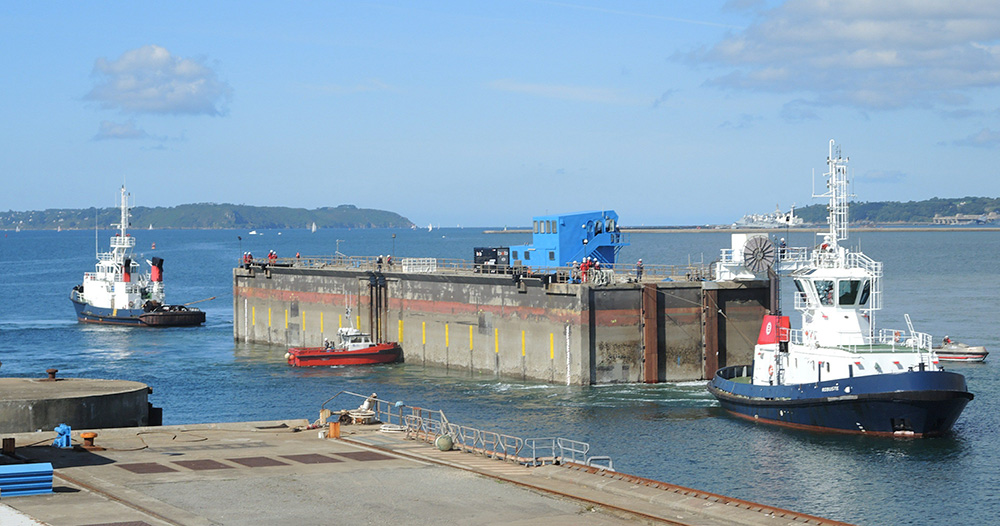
716, 140, 938, 388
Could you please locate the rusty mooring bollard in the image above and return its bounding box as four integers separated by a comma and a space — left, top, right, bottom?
81, 432, 98, 449
44, 368, 59, 381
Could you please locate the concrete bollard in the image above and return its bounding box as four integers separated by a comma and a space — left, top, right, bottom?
435, 434, 453, 451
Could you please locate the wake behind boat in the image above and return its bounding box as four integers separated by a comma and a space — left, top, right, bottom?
709, 140, 973, 437
285, 326, 402, 367
69, 186, 206, 327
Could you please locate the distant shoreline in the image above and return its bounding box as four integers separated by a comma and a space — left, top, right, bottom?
7, 225, 1000, 234
484, 226, 1000, 234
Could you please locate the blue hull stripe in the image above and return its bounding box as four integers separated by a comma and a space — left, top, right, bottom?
708, 366, 973, 436
71, 298, 145, 325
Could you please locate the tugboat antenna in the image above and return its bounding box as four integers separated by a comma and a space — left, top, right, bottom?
814, 139, 853, 247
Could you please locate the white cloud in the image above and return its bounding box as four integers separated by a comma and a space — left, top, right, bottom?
719, 113, 763, 129
93, 120, 148, 140
651, 89, 676, 108
86, 45, 232, 115
694, 1, 1000, 110
953, 128, 1000, 147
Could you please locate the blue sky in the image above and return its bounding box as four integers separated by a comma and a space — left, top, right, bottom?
3, 1, 999, 226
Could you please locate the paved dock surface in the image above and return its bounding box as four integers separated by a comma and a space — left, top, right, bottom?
0, 421, 851, 525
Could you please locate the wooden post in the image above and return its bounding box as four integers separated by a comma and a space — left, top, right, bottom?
642, 283, 658, 383
703, 288, 719, 380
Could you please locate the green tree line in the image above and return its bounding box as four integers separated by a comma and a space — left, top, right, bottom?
794, 197, 1000, 224
1, 203, 413, 230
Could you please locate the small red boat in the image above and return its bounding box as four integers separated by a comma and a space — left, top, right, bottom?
286, 327, 402, 367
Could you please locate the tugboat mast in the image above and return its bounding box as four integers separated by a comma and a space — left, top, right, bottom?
815, 139, 851, 250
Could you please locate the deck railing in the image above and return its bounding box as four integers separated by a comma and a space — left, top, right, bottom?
243, 254, 710, 284
786, 327, 932, 353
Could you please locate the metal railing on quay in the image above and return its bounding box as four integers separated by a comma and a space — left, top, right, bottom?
319, 390, 612, 470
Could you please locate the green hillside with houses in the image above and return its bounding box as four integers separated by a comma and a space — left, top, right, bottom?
793, 197, 1000, 224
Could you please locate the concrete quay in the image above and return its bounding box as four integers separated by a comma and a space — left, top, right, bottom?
0, 420, 852, 526
0, 376, 153, 434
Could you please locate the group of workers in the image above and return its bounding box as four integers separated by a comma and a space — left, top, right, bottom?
571, 257, 605, 283
376, 254, 393, 271
240, 250, 280, 268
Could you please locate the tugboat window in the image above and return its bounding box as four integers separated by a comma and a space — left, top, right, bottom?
859, 280, 871, 305
548, 251, 555, 261
815, 280, 835, 305
839, 280, 862, 305
512, 251, 518, 260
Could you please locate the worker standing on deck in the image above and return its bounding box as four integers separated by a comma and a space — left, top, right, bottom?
636, 259, 643, 281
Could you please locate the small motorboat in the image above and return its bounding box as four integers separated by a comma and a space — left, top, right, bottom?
286, 327, 402, 367
934, 339, 988, 362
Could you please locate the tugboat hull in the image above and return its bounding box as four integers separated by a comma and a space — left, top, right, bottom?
708, 365, 974, 437
72, 298, 145, 325
72, 298, 205, 327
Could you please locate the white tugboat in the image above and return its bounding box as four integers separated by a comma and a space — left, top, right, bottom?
70, 186, 205, 327
709, 140, 972, 436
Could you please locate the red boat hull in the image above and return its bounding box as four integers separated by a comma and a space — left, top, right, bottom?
286, 343, 402, 367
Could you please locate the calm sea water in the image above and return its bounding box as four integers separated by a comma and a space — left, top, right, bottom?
1, 226, 997, 526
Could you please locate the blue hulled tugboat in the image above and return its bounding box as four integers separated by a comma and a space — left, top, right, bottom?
708, 140, 972, 437
70, 186, 205, 327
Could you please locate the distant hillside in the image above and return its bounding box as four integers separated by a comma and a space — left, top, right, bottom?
793, 196, 1000, 224
0, 203, 413, 230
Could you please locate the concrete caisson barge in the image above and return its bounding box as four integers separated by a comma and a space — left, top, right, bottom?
233, 211, 771, 385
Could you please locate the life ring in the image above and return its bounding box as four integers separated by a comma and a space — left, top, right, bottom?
128, 301, 134, 309
768, 365, 774, 377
